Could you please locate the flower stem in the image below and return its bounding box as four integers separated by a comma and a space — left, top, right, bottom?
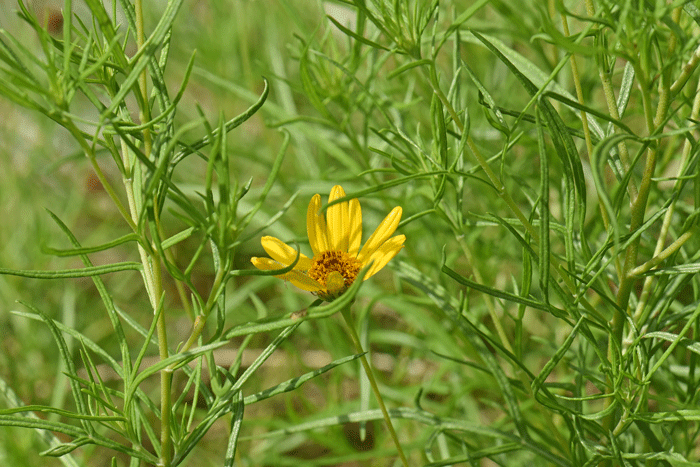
340, 306, 409, 467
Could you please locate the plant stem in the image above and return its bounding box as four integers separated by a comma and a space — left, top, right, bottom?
174, 264, 226, 357
340, 306, 409, 467
631, 5, 686, 326
131, 1, 171, 465
561, 12, 619, 275
633, 74, 700, 327
584, 0, 637, 201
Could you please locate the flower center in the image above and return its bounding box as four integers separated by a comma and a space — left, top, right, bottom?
308, 250, 361, 300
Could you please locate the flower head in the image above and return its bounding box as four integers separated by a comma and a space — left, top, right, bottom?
251, 185, 405, 301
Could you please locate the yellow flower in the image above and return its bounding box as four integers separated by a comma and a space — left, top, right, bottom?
251, 185, 405, 301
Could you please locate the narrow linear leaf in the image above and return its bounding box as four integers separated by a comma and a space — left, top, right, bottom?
387, 59, 432, 79
173, 78, 269, 164
0, 262, 142, 279
127, 341, 228, 399
223, 392, 244, 467
246, 407, 569, 467
243, 353, 364, 405
0, 405, 125, 422
643, 332, 700, 355
41, 437, 92, 457
327, 15, 391, 51
632, 409, 700, 423
0, 415, 86, 438
224, 266, 368, 338
401, 261, 534, 444
0, 376, 81, 467
641, 263, 700, 275
175, 324, 301, 464
103, 0, 184, 115
442, 263, 560, 315
43, 233, 139, 257
19, 304, 94, 436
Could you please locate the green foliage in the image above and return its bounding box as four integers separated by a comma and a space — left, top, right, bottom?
1, 0, 700, 465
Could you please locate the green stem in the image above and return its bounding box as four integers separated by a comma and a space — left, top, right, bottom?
627, 231, 693, 278
131, 0, 171, 465
427, 63, 610, 324
561, 12, 620, 276
670, 40, 700, 94
603, 40, 664, 440
62, 120, 135, 231
175, 262, 226, 358
456, 234, 513, 354
427, 66, 539, 243
613, 58, 662, 339
585, 0, 637, 201
633, 67, 700, 326
340, 306, 409, 467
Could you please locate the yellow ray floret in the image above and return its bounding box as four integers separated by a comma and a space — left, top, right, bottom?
251, 185, 404, 301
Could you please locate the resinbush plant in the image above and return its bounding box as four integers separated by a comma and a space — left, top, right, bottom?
2, 0, 700, 466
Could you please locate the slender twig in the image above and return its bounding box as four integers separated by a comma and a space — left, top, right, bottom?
561, 13, 620, 276
129, 1, 171, 465
340, 306, 409, 467
632, 6, 692, 326
175, 264, 226, 356
627, 230, 694, 278
584, 0, 637, 200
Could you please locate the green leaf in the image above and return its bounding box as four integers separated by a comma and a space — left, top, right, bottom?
444, 0, 491, 36
223, 392, 244, 467
536, 107, 550, 301
19, 303, 94, 436
326, 15, 391, 51
243, 353, 365, 405
174, 323, 302, 465
0, 414, 86, 438
632, 409, 700, 423
41, 437, 92, 457
43, 233, 139, 257
0, 262, 142, 279
125, 341, 228, 403
173, 78, 269, 164
0, 376, 82, 467
472, 31, 587, 268
238, 131, 290, 232
442, 263, 564, 316
398, 261, 536, 447
82, 0, 129, 69
641, 263, 700, 275
103, 0, 185, 116
223, 266, 369, 338
0, 405, 125, 422
252, 407, 569, 466
643, 332, 700, 355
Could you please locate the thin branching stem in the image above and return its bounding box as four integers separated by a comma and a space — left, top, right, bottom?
584, 0, 637, 201
129, 1, 171, 465
633, 78, 700, 326
340, 305, 410, 467
561, 13, 620, 276
175, 263, 226, 357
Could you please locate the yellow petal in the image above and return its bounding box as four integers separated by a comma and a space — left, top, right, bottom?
307, 193, 329, 255
326, 185, 349, 252
260, 236, 312, 271
251, 257, 322, 292
284, 270, 325, 292
251, 256, 283, 271
357, 206, 402, 264
363, 234, 405, 279
347, 198, 362, 257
